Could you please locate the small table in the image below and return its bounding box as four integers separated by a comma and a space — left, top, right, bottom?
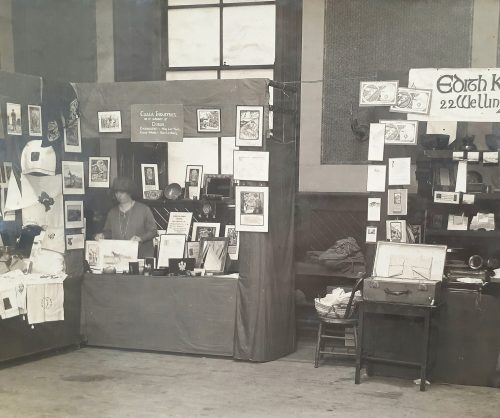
355, 300, 438, 391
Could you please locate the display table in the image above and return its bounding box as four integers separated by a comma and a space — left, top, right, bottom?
355, 301, 438, 392
81, 273, 238, 357
0, 275, 83, 363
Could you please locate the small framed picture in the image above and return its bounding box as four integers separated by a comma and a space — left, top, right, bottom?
185, 165, 203, 200
235, 105, 264, 147
64, 200, 84, 228
224, 224, 239, 260
197, 108, 221, 133
192, 222, 220, 241
197, 237, 229, 274
157, 234, 186, 268
64, 119, 82, 153
0, 162, 12, 186
386, 220, 407, 243
235, 186, 269, 232
185, 241, 200, 262
6, 103, 22, 135
98, 110, 122, 133
387, 189, 408, 216
359, 81, 398, 106
408, 224, 422, 244
62, 161, 85, 195
66, 233, 85, 250
141, 163, 159, 197
85, 240, 101, 268
89, 157, 111, 188
28, 105, 42, 136
379, 120, 418, 145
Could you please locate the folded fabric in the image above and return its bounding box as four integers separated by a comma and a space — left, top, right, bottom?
318, 237, 362, 262
27, 282, 64, 324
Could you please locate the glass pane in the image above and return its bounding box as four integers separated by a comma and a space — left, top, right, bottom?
221, 69, 274, 128
166, 70, 218, 80
168, 8, 220, 67
168, 138, 219, 185
169, 0, 218, 5
221, 137, 238, 174
223, 5, 275, 65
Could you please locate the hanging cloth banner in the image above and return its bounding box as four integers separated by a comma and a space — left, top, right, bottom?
408, 68, 500, 122
130, 104, 184, 142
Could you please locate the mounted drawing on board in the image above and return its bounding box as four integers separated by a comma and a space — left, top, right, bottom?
235, 105, 264, 147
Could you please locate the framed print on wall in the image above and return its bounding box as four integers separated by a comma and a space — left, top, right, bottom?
185, 165, 203, 199
98, 110, 122, 133
62, 161, 85, 195
141, 163, 159, 198
64, 200, 84, 228
64, 119, 82, 153
28, 105, 42, 137
88, 157, 110, 188
235, 105, 264, 147
235, 186, 269, 232
192, 222, 220, 241
6, 103, 22, 135
197, 108, 221, 133
386, 220, 407, 243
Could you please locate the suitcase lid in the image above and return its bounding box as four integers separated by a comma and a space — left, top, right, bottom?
372, 242, 447, 282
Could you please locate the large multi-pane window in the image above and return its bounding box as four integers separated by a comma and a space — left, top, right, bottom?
163, 0, 276, 185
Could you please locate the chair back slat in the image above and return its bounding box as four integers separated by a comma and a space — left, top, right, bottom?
343, 275, 365, 319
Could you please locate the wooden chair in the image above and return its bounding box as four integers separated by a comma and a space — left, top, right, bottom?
314, 276, 364, 367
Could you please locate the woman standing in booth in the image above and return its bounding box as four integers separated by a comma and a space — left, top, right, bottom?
95, 177, 157, 258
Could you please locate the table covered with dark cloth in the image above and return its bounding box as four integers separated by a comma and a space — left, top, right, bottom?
0, 275, 83, 363
81, 273, 238, 357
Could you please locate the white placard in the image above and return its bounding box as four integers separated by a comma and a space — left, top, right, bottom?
455, 160, 467, 193
233, 150, 269, 181
463, 194, 475, 204
367, 198, 381, 222
388, 158, 411, 185
367, 123, 385, 161
166, 212, 193, 236
366, 165, 386, 192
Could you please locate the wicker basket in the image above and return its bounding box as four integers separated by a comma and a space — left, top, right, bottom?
314, 298, 360, 320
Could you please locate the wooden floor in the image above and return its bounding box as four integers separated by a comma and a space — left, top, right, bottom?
0, 342, 499, 418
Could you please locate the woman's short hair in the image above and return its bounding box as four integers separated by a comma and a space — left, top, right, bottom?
111, 177, 137, 198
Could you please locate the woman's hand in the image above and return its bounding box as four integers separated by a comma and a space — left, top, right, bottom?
130, 236, 142, 242
94, 233, 105, 241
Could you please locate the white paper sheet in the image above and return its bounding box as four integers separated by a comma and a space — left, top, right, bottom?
366, 165, 386, 192
366, 226, 377, 243
455, 160, 467, 193
367, 198, 381, 221
388, 158, 411, 185
233, 150, 269, 181
367, 123, 385, 161
426, 121, 457, 144
463, 194, 475, 204
166, 212, 193, 236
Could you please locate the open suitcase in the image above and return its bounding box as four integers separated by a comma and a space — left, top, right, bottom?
363, 242, 447, 305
